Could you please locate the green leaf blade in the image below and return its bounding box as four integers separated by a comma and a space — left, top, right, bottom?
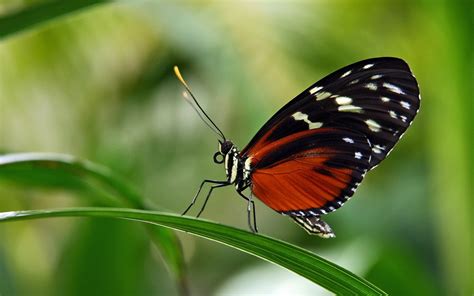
0, 207, 387, 295
0, 0, 112, 40
0, 153, 187, 294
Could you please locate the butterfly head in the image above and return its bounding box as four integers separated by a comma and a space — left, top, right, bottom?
214, 140, 234, 164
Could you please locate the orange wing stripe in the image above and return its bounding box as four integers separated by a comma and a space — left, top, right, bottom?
251, 157, 353, 212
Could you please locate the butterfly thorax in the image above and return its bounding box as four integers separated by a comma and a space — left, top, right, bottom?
218, 140, 252, 191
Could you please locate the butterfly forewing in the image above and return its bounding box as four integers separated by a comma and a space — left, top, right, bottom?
241, 57, 420, 168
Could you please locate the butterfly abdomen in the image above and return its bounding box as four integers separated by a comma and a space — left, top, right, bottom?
292, 216, 335, 238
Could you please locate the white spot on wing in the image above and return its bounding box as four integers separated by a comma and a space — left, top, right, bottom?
381, 96, 390, 102
335, 96, 353, 105
365, 119, 381, 132
383, 82, 405, 94
343, 137, 354, 144
365, 83, 377, 90
315, 91, 331, 101
400, 115, 408, 122
341, 70, 352, 78
292, 111, 307, 121
292, 111, 323, 129
309, 122, 323, 129
363, 63, 374, 69
400, 101, 411, 109
372, 147, 382, 154
355, 152, 363, 159
389, 110, 397, 119
374, 144, 386, 150
371, 74, 382, 80
338, 105, 363, 113
349, 79, 359, 85
309, 86, 322, 94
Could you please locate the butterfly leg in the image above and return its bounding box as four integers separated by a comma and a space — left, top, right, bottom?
196, 183, 229, 218
182, 179, 228, 216
237, 191, 258, 234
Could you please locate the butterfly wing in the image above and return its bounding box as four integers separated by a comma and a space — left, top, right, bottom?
249, 128, 372, 216
242, 57, 420, 236
241, 57, 420, 168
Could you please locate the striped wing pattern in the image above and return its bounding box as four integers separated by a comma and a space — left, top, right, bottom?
241, 57, 420, 235
242, 57, 420, 168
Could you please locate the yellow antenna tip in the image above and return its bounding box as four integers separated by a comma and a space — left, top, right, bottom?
173, 65, 189, 88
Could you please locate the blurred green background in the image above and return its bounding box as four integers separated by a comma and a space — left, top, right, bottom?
0, 1, 471, 295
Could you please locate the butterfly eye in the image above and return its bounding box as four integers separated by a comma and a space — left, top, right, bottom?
213, 152, 224, 164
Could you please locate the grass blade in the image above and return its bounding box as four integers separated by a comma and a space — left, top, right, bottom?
0, 0, 111, 40
0, 153, 188, 294
0, 207, 387, 295
0, 153, 142, 207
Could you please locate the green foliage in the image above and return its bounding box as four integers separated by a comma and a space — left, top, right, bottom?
0, 0, 111, 39
0, 0, 471, 295
0, 207, 386, 295
0, 153, 385, 294
0, 153, 188, 294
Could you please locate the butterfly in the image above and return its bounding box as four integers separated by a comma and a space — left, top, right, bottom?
175, 57, 420, 238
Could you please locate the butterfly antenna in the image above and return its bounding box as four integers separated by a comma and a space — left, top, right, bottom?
174, 66, 226, 141
182, 91, 224, 140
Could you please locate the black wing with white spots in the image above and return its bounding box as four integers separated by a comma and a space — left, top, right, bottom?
241, 57, 420, 168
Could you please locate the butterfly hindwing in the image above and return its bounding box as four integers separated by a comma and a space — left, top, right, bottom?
249, 128, 372, 215
241, 57, 420, 168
